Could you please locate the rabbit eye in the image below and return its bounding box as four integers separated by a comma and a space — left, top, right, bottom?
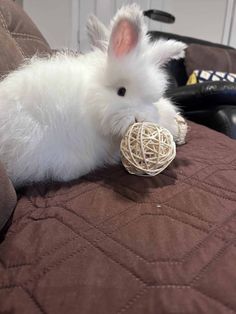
117, 87, 126, 97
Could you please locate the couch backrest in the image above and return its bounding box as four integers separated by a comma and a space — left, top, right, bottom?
149, 30, 235, 87
0, 0, 52, 79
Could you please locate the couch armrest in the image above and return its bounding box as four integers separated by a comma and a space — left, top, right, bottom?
0, 0, 52, 79
0, 162, 17, 234
165, 82, 236, 139
183, 107, 236, 139
210, 106, 236, 139
166, 81, 236, 111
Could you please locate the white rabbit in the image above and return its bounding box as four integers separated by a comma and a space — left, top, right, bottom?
0, 4, 186, 187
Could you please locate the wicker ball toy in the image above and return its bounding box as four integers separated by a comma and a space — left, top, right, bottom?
120, 122, 176, 176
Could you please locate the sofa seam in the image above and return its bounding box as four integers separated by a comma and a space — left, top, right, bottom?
19, 216, 144, 287
87, 206, 236, 264
0, 285, 47, 314
11, 31, 47, 42
190, 237, 236, 286
63, 203, 228, 265
192, 287, 236, 314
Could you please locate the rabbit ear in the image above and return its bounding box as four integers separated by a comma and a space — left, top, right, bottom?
109, 19, 139, 57
108, 4, 146, 58
148, 39, 187, 66
87, 14, 109, 51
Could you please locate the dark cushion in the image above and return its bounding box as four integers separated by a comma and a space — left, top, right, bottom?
185, 44, 236, 77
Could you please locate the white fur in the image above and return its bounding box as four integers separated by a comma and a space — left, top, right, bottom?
87, 14, 109, 52
0, 4, 186, 187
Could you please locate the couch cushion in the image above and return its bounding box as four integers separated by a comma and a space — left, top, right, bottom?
0, 0, 51, 78
185, 43, 236, 77
0, 161, 16, 233
0, 121, 236, 313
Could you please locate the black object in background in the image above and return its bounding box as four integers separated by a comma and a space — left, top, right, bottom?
144, 10, 175, 24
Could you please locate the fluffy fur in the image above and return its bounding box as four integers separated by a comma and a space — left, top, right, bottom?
0, 4, 186, 187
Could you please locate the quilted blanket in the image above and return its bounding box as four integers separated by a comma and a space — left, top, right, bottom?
1, 121, 236, 314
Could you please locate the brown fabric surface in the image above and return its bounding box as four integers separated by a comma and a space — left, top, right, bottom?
0, 161, 16, 231
0, 121, 236, 313
185, 43, 236, 77
0, 0, 51, 79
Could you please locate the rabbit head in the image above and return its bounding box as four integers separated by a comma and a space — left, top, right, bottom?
86, 4, 186, 137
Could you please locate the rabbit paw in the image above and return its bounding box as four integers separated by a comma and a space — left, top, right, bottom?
174, 113, 188, 145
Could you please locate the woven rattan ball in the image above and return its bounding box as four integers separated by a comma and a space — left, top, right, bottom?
120, 122, 176, 176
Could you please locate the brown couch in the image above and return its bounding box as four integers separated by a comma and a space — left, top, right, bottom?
1, 1, 236, 313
